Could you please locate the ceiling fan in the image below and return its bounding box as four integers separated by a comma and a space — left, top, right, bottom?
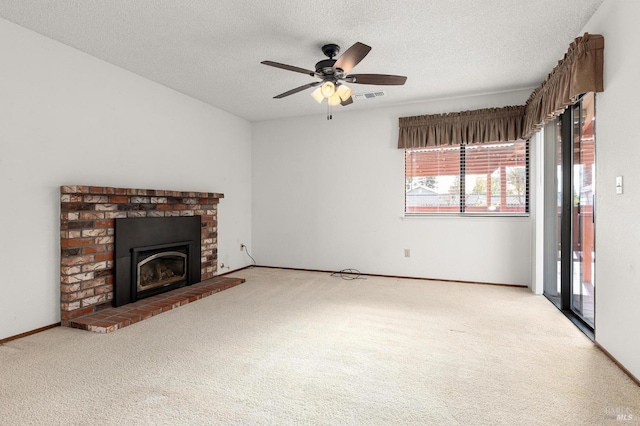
261, 42, 407, 107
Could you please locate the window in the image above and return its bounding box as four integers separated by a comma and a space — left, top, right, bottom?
405, 140, 529, 215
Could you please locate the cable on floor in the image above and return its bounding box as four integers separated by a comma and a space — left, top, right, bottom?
330, 268, 366, 280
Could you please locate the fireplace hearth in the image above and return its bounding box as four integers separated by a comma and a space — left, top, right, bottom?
114, 216, 201, 306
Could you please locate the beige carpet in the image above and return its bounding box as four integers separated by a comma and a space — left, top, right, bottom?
1, 268, 638, 425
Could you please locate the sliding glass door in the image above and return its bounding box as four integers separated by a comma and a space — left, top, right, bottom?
570, 93, 595, 327
543, 93, 595, 332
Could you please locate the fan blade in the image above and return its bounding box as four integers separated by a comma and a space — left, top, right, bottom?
333, 42, 371, 73
261, 61, 315, 76
340, 96, 353, 106
273, 82, 321, 99
348, 74, 407, 85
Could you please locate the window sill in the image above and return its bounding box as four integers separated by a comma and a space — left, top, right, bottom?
402, 213, 530, 220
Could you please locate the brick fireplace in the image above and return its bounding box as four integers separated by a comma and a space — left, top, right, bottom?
59, 185, 223, 326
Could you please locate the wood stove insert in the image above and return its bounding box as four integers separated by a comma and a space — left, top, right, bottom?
114, 216, 201, 307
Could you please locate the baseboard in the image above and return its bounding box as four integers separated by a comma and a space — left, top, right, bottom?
0, 323, 61, 345
216, 265, 254, 277
595, 341, 640, 387
254, 265, 527, 288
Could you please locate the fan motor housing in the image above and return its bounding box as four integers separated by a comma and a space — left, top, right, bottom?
315, 59, 337, 75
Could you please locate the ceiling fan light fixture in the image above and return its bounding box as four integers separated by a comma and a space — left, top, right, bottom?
261, 41, 407, 114
336, 84, 352, 101
320, 81, 336, 98
328, 93, 342, 106
310, 87, 324, 103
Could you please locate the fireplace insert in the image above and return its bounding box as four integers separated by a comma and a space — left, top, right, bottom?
135, 243, 188, 293
114, 216, 201, 306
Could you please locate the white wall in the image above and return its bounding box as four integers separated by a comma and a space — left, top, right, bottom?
0, 18, 252, 340
252, 90, 533, 285
581, 0, 640, 380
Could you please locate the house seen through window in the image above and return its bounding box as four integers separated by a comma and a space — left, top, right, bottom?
405, 140, 529, 215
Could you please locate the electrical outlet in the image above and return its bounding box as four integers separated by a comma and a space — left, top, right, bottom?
404, 249, 410, 258
240, 243, 245, 251
616, 176, 623, 194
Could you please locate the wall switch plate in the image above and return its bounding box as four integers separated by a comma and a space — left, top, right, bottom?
616, 176, 623, 194
404, 249, 410, 258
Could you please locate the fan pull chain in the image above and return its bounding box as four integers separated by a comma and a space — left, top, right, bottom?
327, 103, 332, 120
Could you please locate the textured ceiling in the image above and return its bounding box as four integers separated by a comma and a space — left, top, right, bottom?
0, 0, 604, 122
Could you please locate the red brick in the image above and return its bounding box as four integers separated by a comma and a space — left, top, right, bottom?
61, 266, 82, 275
61, 255, 94, 266
94, 285, 113, 295
60, 212, 80, 221
82, 295, 107, 307
60, 194, 83, 203
63, 202, 94, 212
61, 301, 81, 311
80, 212, 105, 220
126, 189, 147, 196
66, 221, 95, 230
128, 309, 154, 320
61, 306, 94, 319
82, 245, 107, 254
61, 283, 81, 293
61, 230, 82, 239
126, 211, 147, 218
61, 238, 94, 248
82, 229, 107, 238
95, 219, 115, 228
65, 185, 91, 194
95, 252, 114, 262
61, 289, 94, 302
61, 272, 94, 284
81, 261, 108, 272
80, 278, 107, 290
87, 323, 118, 333
95, 204, 118, 211
84, 195, 108, 203
130, 197, 150, 203
105, 212, 127, 219
109, 196, 129, 204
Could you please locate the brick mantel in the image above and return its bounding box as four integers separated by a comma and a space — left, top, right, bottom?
59, 185, 223, 326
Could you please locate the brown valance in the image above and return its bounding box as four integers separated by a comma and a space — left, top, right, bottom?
397, 105, 525, 148
398, 32, 604, 148
522, 33, 604, 139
